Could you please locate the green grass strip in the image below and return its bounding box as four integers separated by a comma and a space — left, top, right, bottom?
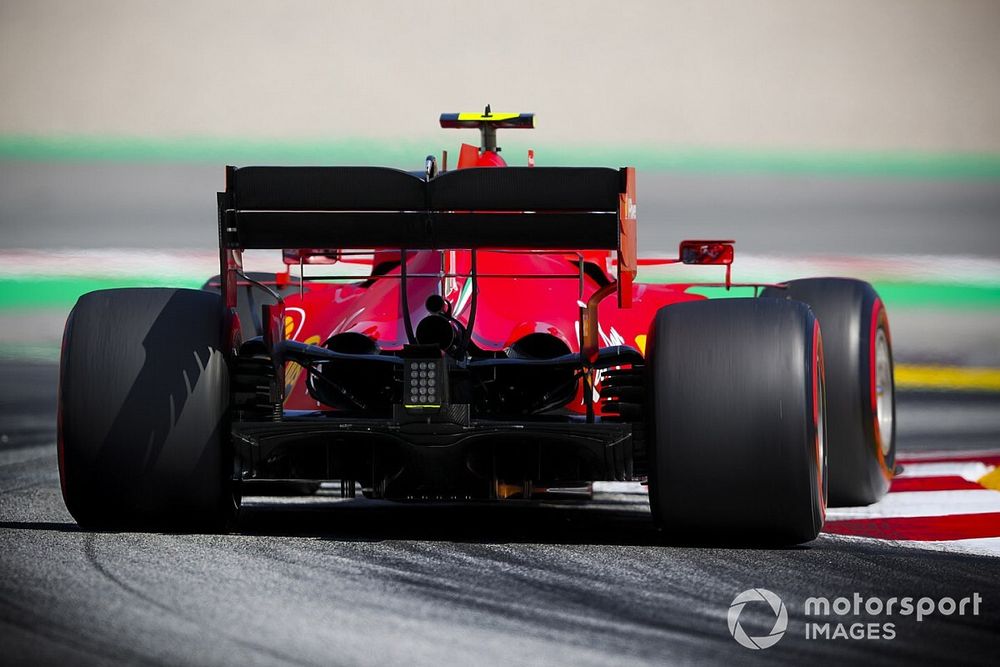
3, 135, 1000, 180
1, 277, 998, 311
0, 135, 425, 168
682, 281, 1000, 308
0, 277, 204, 310
873, 282, 1000, 308
538, 145, 1000, 180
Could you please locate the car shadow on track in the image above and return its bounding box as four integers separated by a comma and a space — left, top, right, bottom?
235, 498, 812, 550
0, 495, 809, 550
0, 521, 80, 532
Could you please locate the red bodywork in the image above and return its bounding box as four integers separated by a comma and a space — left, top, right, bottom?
280, 249, 704, 412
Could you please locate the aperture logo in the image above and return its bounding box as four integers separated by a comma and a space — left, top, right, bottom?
726, 589, 983, 647
728, 589, 788, 650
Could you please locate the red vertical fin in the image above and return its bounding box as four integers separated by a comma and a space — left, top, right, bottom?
457, 143, 480, 169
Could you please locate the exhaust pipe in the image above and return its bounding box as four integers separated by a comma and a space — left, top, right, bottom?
415, 293, 465, 353
415, 314, 464, 353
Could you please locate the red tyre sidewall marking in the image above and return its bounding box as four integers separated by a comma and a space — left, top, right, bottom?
869, 298, 894, 480
813, 319, 827, 522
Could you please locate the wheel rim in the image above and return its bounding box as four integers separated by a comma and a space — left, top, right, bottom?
874, 327, 894, 456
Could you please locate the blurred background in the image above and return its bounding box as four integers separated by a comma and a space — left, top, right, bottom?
1, 0, 999, 372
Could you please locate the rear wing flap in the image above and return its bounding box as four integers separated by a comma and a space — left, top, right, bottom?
219, 165, 637, 305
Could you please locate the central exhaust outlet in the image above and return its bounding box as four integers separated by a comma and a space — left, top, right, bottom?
415, 314, 463, 352
415, 295, 464, 353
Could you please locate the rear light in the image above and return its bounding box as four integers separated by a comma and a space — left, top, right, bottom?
401, 347, 449, 413
406, 360, 443, 408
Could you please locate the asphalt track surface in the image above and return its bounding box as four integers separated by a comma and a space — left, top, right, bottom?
2, 162, 1000, 255
1, 361, 999, 666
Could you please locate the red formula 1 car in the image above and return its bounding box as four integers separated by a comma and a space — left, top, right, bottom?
57, 110, 896, 542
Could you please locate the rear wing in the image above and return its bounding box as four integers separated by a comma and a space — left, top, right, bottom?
218, 165, 637, 306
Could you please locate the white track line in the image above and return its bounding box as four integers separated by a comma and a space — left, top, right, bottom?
895, 462, 993, 481
827, 490, 1000, 520
911, 537, 1000, 558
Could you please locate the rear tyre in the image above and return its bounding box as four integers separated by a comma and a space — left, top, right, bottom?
58, 288, 235, 531
762, 278, 894, 506
646, 298, 827, 544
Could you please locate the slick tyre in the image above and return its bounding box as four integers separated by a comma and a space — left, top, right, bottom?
58, 288, 235, 530
762, 278, 894, 506
646, 298, 827, 544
